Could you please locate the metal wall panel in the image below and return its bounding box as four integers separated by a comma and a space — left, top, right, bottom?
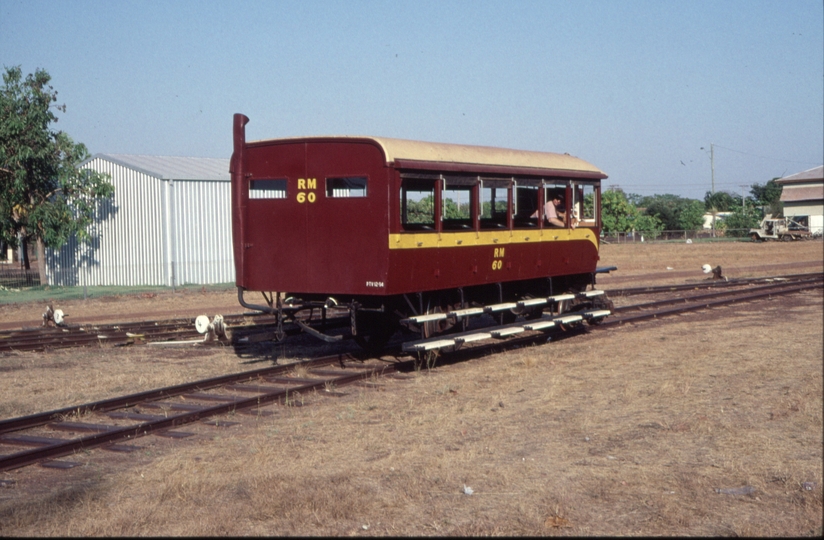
170, 179, 234, 285
45, 157, 235, 287
783, 202, 824, 234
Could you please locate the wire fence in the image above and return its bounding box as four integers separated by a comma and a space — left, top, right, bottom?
0, 263, 41, 289
2, 228, 817, 290
601, 229, 755, 244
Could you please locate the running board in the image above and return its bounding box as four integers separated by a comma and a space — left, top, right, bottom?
402, 309, 611, 352
401, 290, 604, 325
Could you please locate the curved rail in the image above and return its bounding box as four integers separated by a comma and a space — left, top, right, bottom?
1, 272, 820, 472
605, 271, 822, 297
0, 351, 401, 472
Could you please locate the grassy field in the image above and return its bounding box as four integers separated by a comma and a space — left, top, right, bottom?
0, 241, 821, 536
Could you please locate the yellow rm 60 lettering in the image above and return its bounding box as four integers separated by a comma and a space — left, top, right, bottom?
492, 247, 505, 270
296, 178, 317, 203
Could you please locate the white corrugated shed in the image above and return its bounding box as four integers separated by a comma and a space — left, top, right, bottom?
45, 154, 234, 287
777, 165, 823, 235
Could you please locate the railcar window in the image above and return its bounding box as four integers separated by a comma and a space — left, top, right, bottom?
514, 183, 540, 227
400, 178, 436, 231
442, 179, 474, 230
572, 183, 598, 226
542, 183, 569, 226
326, 176, 367, 198
480, 180, 509, 229
249, 179, 287, 199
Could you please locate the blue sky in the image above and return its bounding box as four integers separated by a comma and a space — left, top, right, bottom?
2, 0, 822, 199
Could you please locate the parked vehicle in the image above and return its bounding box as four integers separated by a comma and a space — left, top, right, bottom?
749, 216, 812, 241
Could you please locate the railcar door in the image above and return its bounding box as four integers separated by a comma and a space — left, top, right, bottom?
241, 143, 309, 293
303, 141, 389, 297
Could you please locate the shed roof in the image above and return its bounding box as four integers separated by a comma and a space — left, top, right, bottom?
776, 165, 823, 184
780, 185, 824, 202
88, 154, 230, 181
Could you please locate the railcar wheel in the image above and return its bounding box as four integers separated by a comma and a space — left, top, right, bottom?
499, 309, 518, 325
354, 311, 399, 351
566, 292, 614, 325
422, 305, 457, 339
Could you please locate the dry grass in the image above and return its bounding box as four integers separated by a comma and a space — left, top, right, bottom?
0, 241, 822, 536
598, 240, 823, 285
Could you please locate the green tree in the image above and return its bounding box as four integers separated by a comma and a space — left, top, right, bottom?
642, 194, 701, 231
405, 195, 434, 224
601, 189, 641, 233
677, 199, 706, 231
750, 178, 783, 217
0, 65, 113, 285
716, 209, 762, 237
703, 190, 740, 236
625, 192, 646, 206
704, 191, 738, 212
633, 214, 665, 238
442, 197, 467, 219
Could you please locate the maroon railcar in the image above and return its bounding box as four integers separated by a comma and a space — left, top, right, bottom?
230, 113, 609, 346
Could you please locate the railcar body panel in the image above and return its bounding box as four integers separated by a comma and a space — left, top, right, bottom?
239, 140, 390, 295
230, 114, 607, 304
385, 232, 599, 293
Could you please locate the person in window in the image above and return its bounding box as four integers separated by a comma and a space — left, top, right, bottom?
531, 193, 566, 227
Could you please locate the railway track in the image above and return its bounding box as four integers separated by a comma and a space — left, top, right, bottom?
0, 271, 820, 473
600, 272, 824, 327
0, 310, 350, 353
604, 271, 823, 297
0, 351, 410, 472
1, 272, 818, 354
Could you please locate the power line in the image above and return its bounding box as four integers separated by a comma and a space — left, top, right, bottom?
612, 181, 760, 188
711, 144, 821, 165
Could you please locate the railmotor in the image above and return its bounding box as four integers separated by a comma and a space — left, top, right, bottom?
230, 113, 612, 349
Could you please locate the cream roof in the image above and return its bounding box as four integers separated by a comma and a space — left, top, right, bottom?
249, 136, 606, 177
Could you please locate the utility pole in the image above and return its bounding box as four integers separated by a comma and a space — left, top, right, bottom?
739, 184, 747, 215
700, 143, 716, 194
710, 143, 715, 194
701, 143, 717, 236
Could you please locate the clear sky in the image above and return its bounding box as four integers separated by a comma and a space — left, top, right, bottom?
2, 0, 822, 199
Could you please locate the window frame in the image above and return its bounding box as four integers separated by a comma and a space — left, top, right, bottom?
325, 175, 368, 198
249, 178, 288, 199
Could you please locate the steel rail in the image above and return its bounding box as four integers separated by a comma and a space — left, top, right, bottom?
0, 352, 375, 436
599, 279, 822, 328
605, 271, 822, 297
1, 273, 819, 472
0, 358, 402, 472
0, 311, 351, 353
611, 275, 823, 315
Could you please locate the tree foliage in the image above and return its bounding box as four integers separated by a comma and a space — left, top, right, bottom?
633, 214, 665, 237
639, 193, 704, 231
715, 209, 762, 237
750, 178, 783, 217
601, 189, 641, 233
678, 199, 707, 231
0, 65, 113, 282
703, 190, 738, 213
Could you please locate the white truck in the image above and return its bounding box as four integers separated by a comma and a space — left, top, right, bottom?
749, 216, 812, 241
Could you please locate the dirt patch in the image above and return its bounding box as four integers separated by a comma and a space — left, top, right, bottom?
0, 241, 821, 536
0, 288, 243, 331
597, 240, 823, 286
